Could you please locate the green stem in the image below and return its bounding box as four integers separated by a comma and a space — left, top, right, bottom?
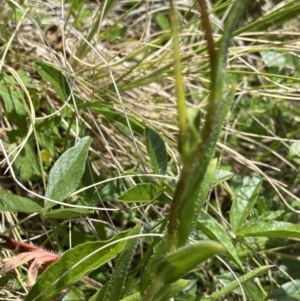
170, 0, 187, 157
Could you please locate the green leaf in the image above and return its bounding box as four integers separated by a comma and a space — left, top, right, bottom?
202, 266, 270, 301
218, 272, 266, 301
260, 51, 290, 69
14, 142, 42, 181
120, 293, 140, 301
0, 73, 26, 115
103, 25, 127, 42
79, 102, 144, 135
34, 61, 70, 101
261, 51, 285, 68
145, 128, 168, 176
154, 279, 189, 301
213, 169, 234, 185
25, 230, 130, 301
155, 12, 170, 31
61, 287, 85, 301
140, 238, 167, 296
45, 136, 92, 209
289, 141, 300, 156
0, 189, 43, 213
117, 183, 163, 203
152, 241, 224, 285
0, 87, 24, 115
16, 70, 35, 89
267, 280, 300, 301
43, 208, 94, 219
289, 142, 300, 165
176, 159, 217, 247
237, 221, 300, 238
185, 107, 201, 158
230, 176, 262, 232
197, 211, 243, 271
89, 224, 141, 301
0, 275, 9, 287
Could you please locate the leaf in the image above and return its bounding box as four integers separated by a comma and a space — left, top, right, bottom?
289, 142, 300, 165
230, 176, 262, 232
155, 12, 170, 31
0, 189, 43, 213
0, 73, 26, 115
267, 280, 300, 301
154, 279, 189, 301
89, 224, 141, 301
34, 61, 70, 101
0, 275, 9, 287
237, 221, 300, 238
145, 128, 168, 175
197, 211, 243, 271
45, 136, 92, 209
120, 293, 140, 301
44, 208, 94, 219
140, 237, 167, 296
185, 107, 201, 159
152, 241, 224, 285
79, 102, 144, 135
176, 158, 217, 247
61, 287, 85, 301
117, 183, 163, 203
103, 25, 127, 42
260, 51, 288, 68
218, 271, 266, 301
14, 142, 42, 181
2, 249, 60, 286
213, 169, 234, 184
202, 266, 270, 301
25, 230, 130, 301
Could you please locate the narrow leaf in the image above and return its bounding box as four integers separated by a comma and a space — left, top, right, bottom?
34, 62, 70, 101
45, 136, 92, 209
120, 293, 140, 301
80, 102, 145, 135
197, 211, 243, 271
201, 266, 270, 301
154, 279, 189, 301
90, 224, 141, 301
176, 159, 217, 247
152, 241, 224, 285
117, 183, 162, 203
0, 189, 43, 213
237, 221, 300, 238
25, 230, 130, 301
230, 176, 262, 232
44, 208, 94, 219
145, 128, 168, 175
140, 238, 167, 296
218, 272, 266, 300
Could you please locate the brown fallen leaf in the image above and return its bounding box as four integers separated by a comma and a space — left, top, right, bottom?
0, 234, 61, 286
